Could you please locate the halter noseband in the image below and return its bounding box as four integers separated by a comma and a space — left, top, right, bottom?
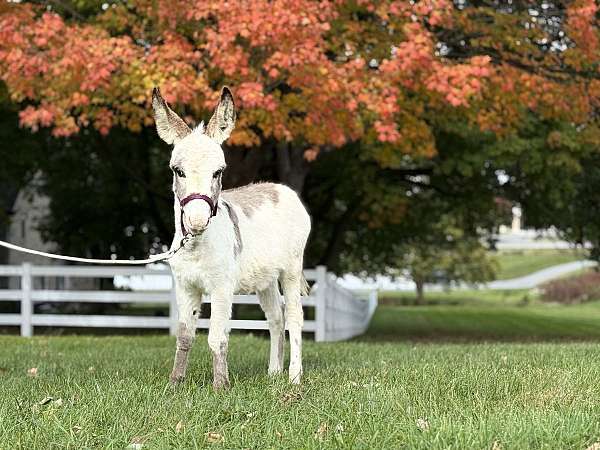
179, 193, 218, 236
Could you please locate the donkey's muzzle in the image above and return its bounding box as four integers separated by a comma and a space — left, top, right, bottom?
179, 194, 218, 236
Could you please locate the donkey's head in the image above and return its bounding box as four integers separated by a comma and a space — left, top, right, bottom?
152, 87, 236, 235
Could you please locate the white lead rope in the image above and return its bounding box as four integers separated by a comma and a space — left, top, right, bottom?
0, 237, 191, 265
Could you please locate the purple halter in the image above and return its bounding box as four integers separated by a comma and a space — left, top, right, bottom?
179, 193, 218, 235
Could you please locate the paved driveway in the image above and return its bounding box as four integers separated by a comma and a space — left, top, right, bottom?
485, 260, 597, 290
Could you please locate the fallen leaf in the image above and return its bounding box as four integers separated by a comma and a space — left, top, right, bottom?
39, 396, 53, 405
27, 367, 38, 377
416, 418, 429, 431
206, 432, 223, 443
175, 421, 184, 433
127, 444, 143, 450
72, 426, 82, 434
491, 441, 502, 450
280, 391, 302, 405
586, 443, 600, 450
128, 436, 145, 449
335, 423, 344, 433
314, 422, 328, 441
54, 398, 63, 407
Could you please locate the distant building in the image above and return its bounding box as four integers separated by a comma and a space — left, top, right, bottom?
498, 204, 523, 235
6, 179, 98, 290
511, 205, 522, 233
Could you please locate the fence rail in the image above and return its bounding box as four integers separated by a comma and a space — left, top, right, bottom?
0, 264, 376, 342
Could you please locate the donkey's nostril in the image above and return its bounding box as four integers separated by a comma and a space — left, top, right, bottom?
185, 215, 210, 235
186, 218, 204, 233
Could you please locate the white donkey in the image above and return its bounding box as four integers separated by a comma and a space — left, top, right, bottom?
152, 87, 311, 388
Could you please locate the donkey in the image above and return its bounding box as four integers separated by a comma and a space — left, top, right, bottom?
152, 87, 311, 388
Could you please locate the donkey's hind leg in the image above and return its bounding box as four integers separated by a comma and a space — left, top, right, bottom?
258, 281, 285, 375
281, 271, 304, 384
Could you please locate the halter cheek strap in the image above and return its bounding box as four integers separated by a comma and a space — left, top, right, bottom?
179, 193, 218, 236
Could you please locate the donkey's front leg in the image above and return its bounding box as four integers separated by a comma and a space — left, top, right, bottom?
170, 281, 200, 385
208, 288, 233, 390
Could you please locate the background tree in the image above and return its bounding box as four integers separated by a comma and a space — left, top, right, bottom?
394, 220, 497, 304
0, 0, 598, 271
0, 85, 44, 265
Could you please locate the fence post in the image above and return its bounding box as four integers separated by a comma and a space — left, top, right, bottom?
314, 265, 327, 342
20, 263, 32, 337
169, 275, 177, 336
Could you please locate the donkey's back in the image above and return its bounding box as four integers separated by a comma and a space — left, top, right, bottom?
223, 182, 310, 293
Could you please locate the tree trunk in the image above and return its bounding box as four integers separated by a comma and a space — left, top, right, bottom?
275, 142, 310, 194
415, 279, 425, 305
0, 184, 21, 289
223, 145, 268, 189
0, 183, 20, 265
318, 201, 360, 272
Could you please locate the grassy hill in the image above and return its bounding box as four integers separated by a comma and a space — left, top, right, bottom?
492, 249, 584, 280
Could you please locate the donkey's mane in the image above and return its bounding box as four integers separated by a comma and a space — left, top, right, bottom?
193, 121, 205, 135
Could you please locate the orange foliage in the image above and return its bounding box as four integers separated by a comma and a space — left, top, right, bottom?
0, 0, 598, 163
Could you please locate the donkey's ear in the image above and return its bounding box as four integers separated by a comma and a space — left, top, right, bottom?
152, 87, 191, 145
205, 87, 236, 144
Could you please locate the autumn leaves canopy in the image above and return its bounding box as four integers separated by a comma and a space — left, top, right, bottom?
0, 1, 598, 167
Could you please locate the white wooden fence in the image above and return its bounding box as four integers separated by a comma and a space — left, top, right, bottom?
0, 264, 377, 342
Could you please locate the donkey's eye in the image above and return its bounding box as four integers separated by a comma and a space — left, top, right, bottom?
213, 169, 223, 179
173, 167, 185, 178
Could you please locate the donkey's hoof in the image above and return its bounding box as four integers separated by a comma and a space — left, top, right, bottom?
169, 373, 186, 385
289, 366, 302, 384
212, 377, 230, 390
268, 366, 283, 376
212, 379, 230, 390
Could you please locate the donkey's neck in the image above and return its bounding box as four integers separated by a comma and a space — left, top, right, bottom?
170, 198, 184, 250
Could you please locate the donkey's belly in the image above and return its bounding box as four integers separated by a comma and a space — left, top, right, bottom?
236, 265, 279, 294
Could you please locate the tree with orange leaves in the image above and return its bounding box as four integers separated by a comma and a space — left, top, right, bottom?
0, 1, 496, 189
2, 1, 598, 171
0, 0, 599, 270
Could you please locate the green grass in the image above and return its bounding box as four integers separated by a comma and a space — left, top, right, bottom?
368, 302, 600, 341
6, 293, 600, 448
492, 249, 584, 280
379, 288, 532, 307
4, 334, 600, 449
375, 288, 600, 341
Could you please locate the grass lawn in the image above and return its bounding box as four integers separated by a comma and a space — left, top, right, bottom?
369, 301, 600, 341
5, 293, 600, 449
492, 249, 584, 280
379, 288, 533, 307
4, 336, 600, 449
375, 289, 600, 341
